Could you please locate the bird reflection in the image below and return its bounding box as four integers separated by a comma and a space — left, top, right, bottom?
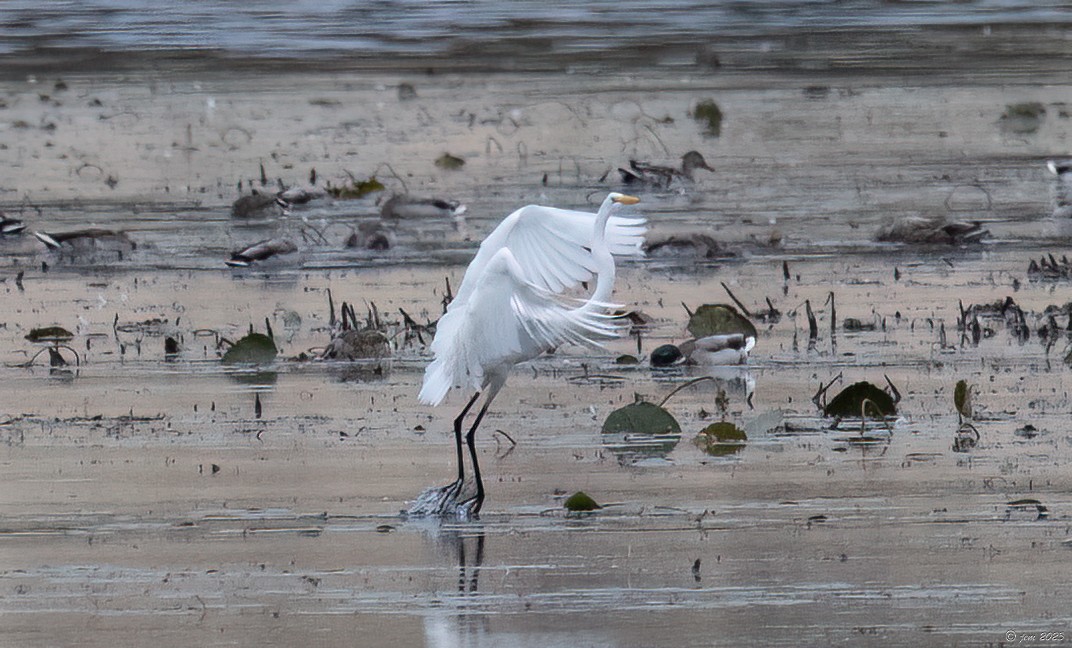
423, 527, 489, 648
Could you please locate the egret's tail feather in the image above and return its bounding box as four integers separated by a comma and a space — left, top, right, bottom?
418, 358, 452, 406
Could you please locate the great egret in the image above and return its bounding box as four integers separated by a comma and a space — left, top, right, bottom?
411, 192, 645, 517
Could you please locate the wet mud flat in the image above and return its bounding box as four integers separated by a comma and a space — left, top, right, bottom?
2, 25, 1072, 647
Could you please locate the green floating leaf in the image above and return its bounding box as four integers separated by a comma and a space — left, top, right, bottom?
614, 354, 640, 365
823, 381, 897, 418
564, 491, 601, 512
602, 401, 681, 436
694, 421, 747, 457
434, 153, 465, 170
954, 379, 972, 418
1000, 102, 1045, 134
25, 326, 74, 343
686, 304, 757, 339
327, 176, 385, 199
222, 332, 278, 365
691, 99, 723, 137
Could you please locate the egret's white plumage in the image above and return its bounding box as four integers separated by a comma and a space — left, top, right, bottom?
418, 196, 645, 407
411, 192, 644, 517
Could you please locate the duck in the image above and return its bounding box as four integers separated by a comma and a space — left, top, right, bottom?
1047, 159, 1072, 219
874, 214, 988, 245
380, 194, 467, 220
650, 333, 755, 368
34, 228, 136, 251
277, 184, 329, 206
225, 238, 297, 267
345, 221, 394, 251
618, 151, 715, 190
643, 232, 726, 259
231, 190, 287, 218
0, 212, 26, 235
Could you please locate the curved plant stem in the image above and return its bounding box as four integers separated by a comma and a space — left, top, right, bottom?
659, 376, 716, 408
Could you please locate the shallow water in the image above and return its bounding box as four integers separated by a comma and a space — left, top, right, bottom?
2, 14, 1072, 648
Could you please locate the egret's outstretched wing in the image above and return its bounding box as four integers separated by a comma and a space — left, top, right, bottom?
419, 248, 624, 406
452, 204, 645, 304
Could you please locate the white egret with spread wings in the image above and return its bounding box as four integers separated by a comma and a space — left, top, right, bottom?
411, 192, 645, 517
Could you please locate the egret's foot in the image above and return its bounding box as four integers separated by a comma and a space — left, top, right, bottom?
405, 479, 478, 519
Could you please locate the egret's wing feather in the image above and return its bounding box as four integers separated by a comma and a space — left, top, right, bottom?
510, 279, 625, 353
458, 205, 645, 300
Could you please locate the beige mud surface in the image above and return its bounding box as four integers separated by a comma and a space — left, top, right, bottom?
2, 32, 1072, 646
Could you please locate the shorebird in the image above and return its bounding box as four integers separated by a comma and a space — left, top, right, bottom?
410, 192, 645, 517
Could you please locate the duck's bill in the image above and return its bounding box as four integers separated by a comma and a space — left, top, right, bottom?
613, 194, 641, 205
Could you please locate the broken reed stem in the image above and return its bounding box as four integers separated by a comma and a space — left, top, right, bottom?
720, 282, 753, 317
659, 376, 716, 408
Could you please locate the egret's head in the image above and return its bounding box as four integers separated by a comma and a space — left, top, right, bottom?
608, 192, 640, 206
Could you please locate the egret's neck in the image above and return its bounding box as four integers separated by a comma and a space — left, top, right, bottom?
583, 196, 617, 308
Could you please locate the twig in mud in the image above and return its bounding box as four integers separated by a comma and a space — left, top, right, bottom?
805, 299, 818, 343
812, 372, 844, 409
720, 282, 753, 318
301, 222, 330, 245
826, 292, 836, 336
442, 276, 454, 313
373, 162, 408, 195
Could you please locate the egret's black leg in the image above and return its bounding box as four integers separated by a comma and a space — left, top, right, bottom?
464, 401, 492, 514
453, 391, 481, 482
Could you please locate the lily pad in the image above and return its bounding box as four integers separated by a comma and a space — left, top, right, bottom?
691, 99, 723, 137
694, 421, 747, 457
564, 491, 601, 512
823, 381, 897, 418
435, 153, 465, 170
686, 304, 757, 340
1000, 102, 1045, 134
602, 401, 681, 436
222, 332, 278, 365
25, 326, 74, 343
